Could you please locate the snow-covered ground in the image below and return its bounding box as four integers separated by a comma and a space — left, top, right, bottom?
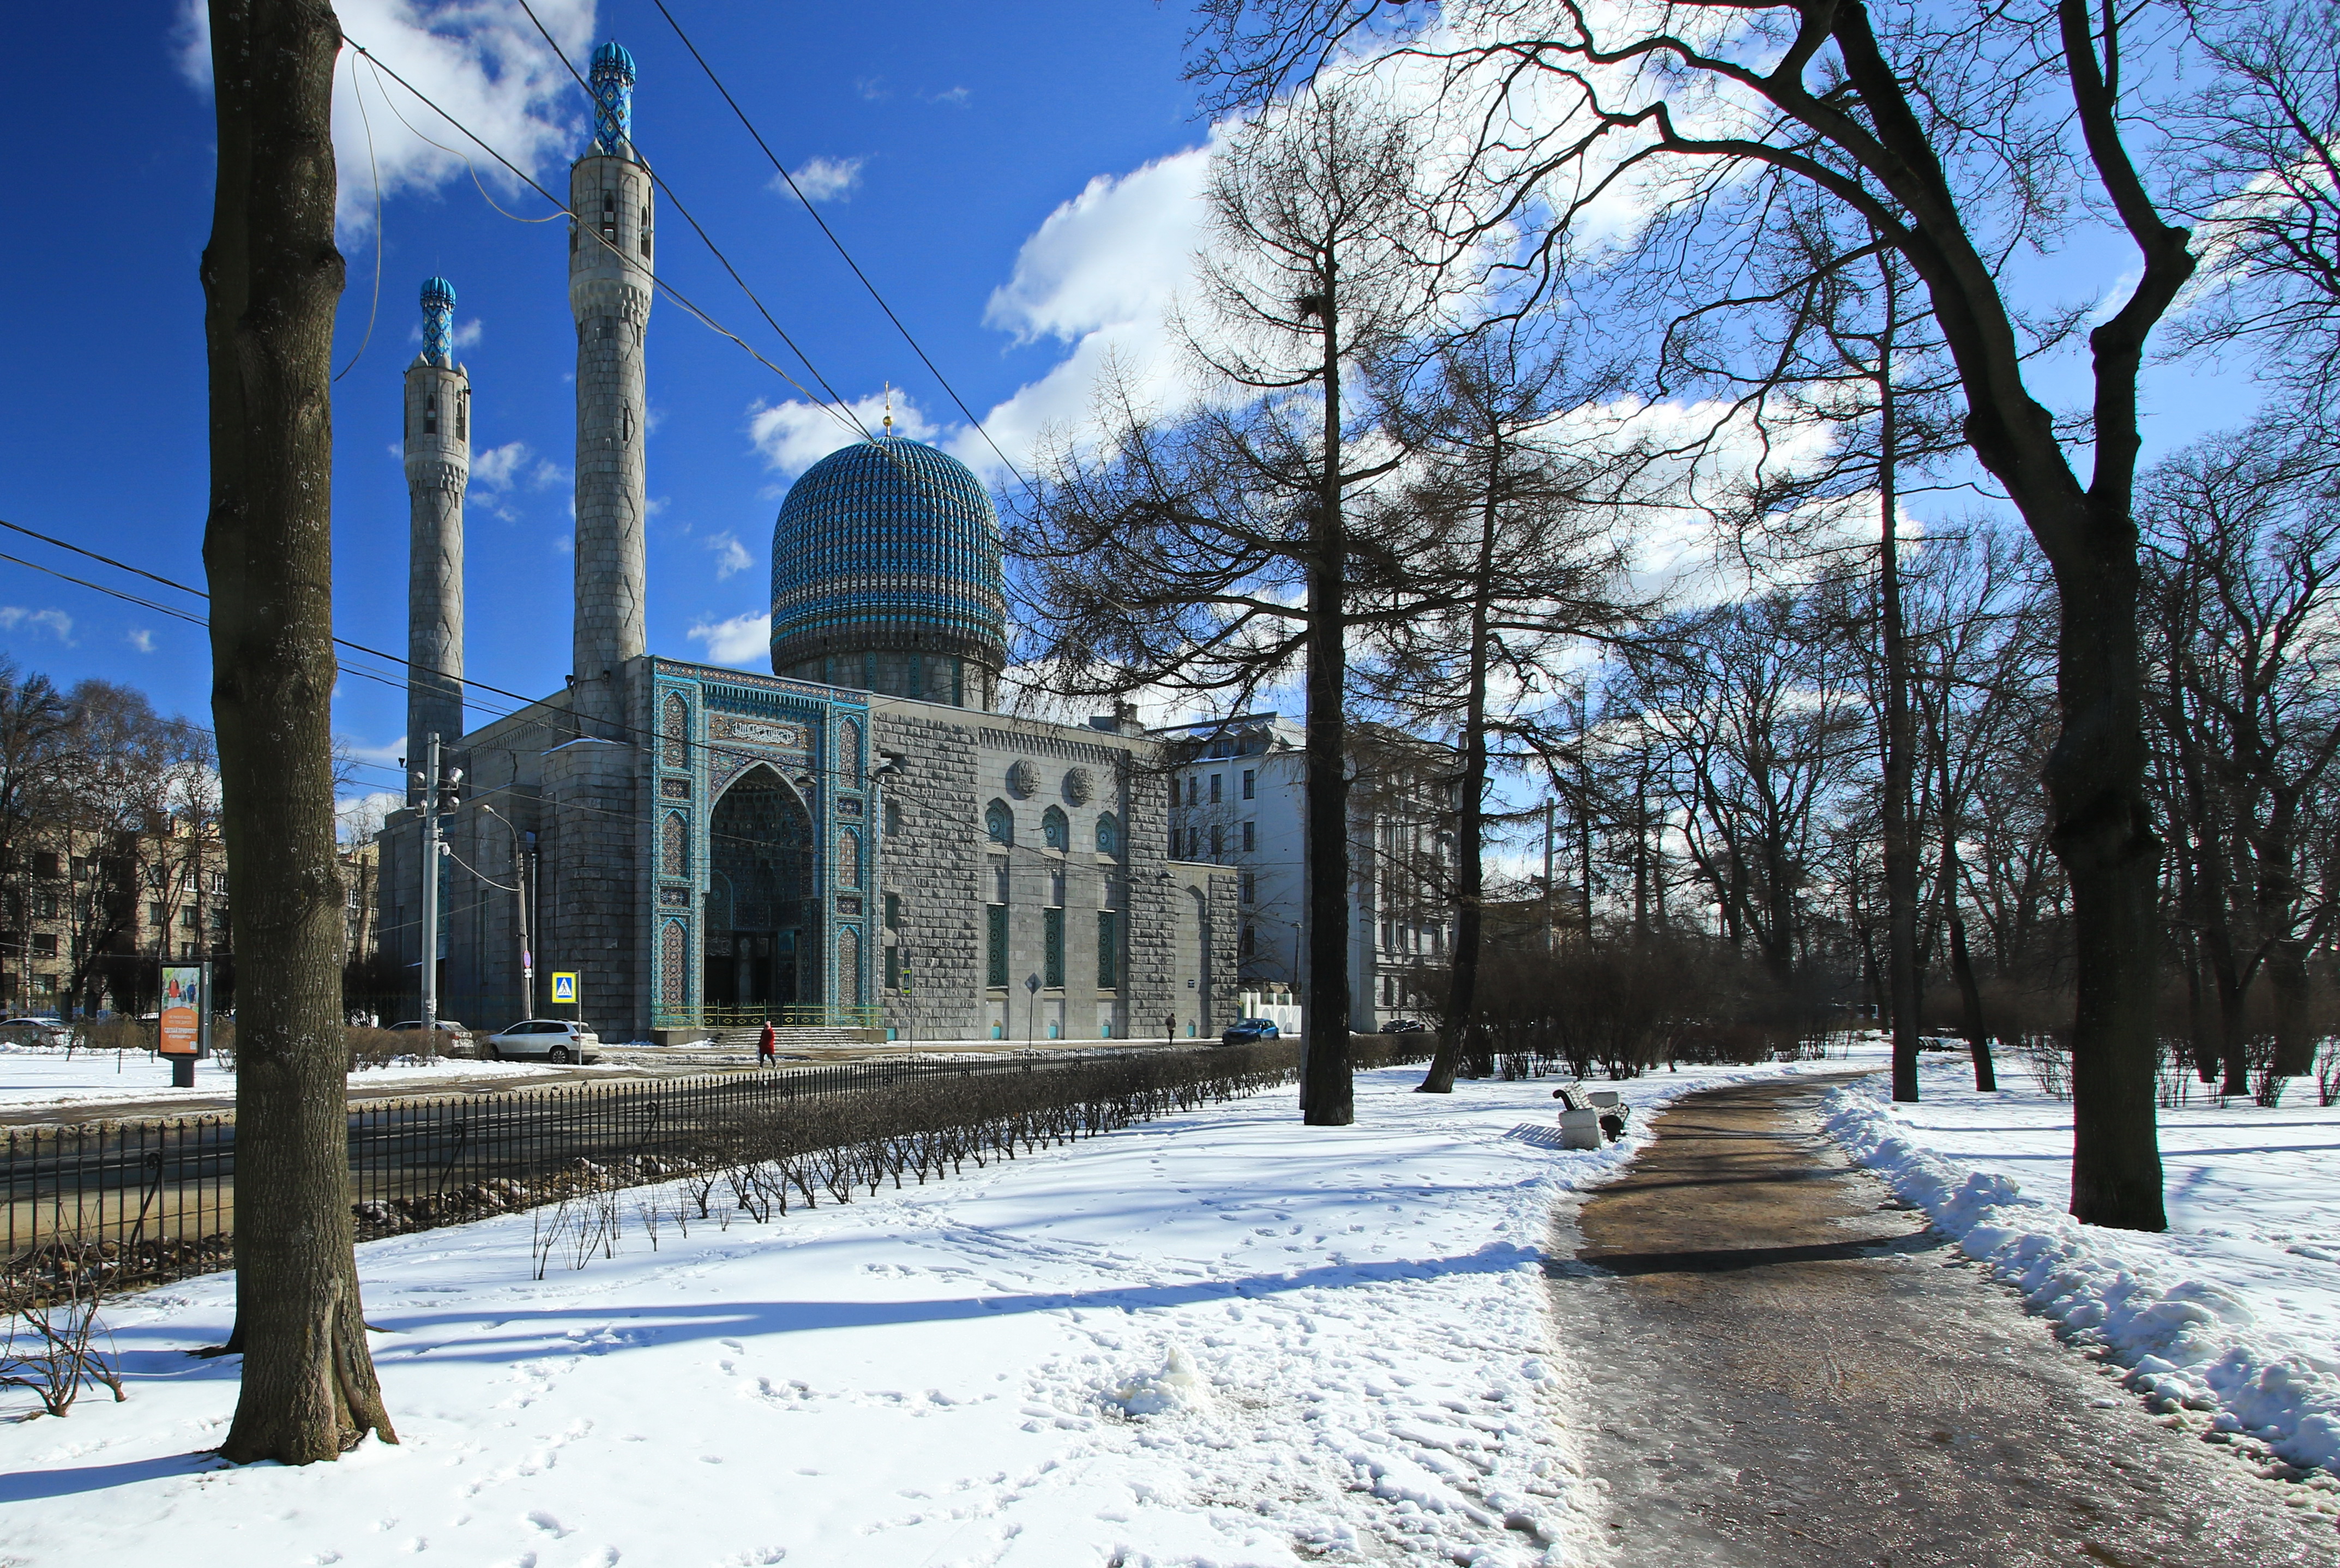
1825, 1053, 2340, 1480
0, 1054, 1871, 1566
0, 1044, 619, 1112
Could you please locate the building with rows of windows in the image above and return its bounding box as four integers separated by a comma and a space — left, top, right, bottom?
377, 45, 1236, 1045
1154, 713, 1457, 1030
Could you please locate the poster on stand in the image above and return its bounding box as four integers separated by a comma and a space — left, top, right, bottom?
159, 964, 202, 1057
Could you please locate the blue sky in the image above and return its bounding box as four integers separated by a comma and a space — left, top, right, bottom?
0, 1, 2273, 816
3, 1, 1214, 803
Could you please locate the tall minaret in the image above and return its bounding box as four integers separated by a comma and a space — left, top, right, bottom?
569, 40, 653, 736
405, 275, 469, 801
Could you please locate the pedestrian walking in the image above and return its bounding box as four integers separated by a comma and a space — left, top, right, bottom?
757, 1019, 777, 1066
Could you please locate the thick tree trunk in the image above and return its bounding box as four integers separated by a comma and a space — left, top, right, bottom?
2268, 938, 2313, 1078
1301, 263, 1352, 1126
2203, 928, 2252, 1096
2044, 534, 2167, 1229
203, 0, 396, 1462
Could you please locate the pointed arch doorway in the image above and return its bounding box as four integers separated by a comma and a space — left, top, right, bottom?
703, 767, 819, 1014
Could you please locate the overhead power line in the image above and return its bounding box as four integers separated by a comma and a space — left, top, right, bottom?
342, 34, 870, 447
642, 0, 1038, 497
0, 516, 889, 795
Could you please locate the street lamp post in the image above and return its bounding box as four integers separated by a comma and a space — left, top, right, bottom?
479, 804, 533, 1017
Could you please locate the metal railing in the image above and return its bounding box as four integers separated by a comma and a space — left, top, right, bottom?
0, 1047, 1253, 1303
651, 1004, 883, 1032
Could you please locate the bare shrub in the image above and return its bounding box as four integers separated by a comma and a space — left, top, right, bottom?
1, 1241, 126, 1416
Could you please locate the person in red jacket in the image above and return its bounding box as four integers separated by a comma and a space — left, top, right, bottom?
757, 1020, 777, 1066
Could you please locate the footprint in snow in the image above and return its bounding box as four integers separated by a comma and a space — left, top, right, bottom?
527, 1510, 574, 1538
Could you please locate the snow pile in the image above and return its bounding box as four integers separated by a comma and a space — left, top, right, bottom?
1104, 1342, 1216, 1416
0, 1056, 1867, 1565
1823, 1064, 2340, 1477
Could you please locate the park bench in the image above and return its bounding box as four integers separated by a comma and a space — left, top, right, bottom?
1553, 1085, 1630, 1149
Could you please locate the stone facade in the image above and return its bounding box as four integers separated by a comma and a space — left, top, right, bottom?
388, 672, 1234, 1044
568, 144, 652, 738
377, 50, 1233, 1044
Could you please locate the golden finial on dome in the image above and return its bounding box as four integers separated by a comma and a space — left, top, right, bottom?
882, 381, 893, 435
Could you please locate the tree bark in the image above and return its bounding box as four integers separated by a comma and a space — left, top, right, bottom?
1948, 907, 1996, 1092
1876, 277, 1922, 1103
1301, 253, 1352, 1126
2043, 531, 2167, 1226
2268, 938, 2313, 1078
203, 0, 396, 1463
1420, 426, 1502, 1096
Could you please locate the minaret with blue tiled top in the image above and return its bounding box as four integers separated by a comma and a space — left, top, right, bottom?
569, 40, 653, 735
405, 276, 468, 800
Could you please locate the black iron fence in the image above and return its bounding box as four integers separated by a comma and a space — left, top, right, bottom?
1, 1042, 1370, 1306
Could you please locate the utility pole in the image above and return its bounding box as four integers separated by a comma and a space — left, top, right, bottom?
418, 734, 440, 1038
416, 734, 461, 1036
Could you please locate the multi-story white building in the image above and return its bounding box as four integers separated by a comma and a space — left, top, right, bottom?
1154, 713, 1454, 1030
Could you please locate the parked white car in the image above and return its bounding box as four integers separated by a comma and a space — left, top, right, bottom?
484, 1019, 602, 1064
0, 1016, 68, 1046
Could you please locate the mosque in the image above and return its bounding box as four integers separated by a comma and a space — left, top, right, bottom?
380, 44, 1236, 1045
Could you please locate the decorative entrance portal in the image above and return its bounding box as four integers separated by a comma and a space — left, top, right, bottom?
704, 767, 818, 1014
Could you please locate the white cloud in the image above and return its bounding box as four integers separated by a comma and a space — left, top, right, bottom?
748, 391, 938, 475
471, 440, 533, 490
706, 532, 754, 580
126, 628, 157, 654
687, 612, 769, 668
0, 608, 73, 643
175, 0, 597, 238
927, 86, 971, 107
773, 155, 864, 204
452, 318, 485, 350
954, 145, 1218, 478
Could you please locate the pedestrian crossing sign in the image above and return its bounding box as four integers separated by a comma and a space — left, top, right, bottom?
551, 972, 578, 1004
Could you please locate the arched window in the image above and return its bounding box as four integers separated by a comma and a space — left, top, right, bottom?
985, 800, 1014, 846
883, 799, 901, 837
838, 828, 861, 889
424, 397, 438, 436
660, 812, 688, 877
1042, 806, 1069, 852
840, 719, 862, 781
1095, 812, 1122, 857
662, 691, 688, 768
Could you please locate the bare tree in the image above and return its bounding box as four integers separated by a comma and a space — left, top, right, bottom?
2142, 426, 2340, 1089
1194, 0, 2207, 1228
2171, 1, 2340, 412
1356, 330, 1649, 1091
1017, 86, 1429, 1125
201, 0, 396, 1461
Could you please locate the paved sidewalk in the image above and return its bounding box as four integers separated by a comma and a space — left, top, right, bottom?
1550, 1074, 2338, 1565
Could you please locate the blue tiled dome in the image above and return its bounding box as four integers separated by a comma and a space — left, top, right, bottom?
769, 437, 1007, 705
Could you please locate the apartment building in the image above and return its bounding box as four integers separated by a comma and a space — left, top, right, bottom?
1155, 713, 1455, 1030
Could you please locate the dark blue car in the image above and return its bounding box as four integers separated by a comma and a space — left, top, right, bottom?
1219, 1018, 1281, 1046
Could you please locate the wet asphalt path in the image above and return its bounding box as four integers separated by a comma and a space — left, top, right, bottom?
1549, 1074, 2340, 1566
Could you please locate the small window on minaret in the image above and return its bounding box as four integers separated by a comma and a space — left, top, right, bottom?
641, 207, 652, 259
424, 399, 438, 436
601, 189, 617, 243
456, 391, 468, 441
